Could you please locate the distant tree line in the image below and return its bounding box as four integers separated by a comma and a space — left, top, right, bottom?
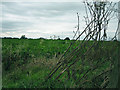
1, 35, 70, 40
2, 37, 19, 39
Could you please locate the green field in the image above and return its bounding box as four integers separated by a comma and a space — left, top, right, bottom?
2, 38, 119, 88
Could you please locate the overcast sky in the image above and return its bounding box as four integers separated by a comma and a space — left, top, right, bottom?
1, 2, 118, 39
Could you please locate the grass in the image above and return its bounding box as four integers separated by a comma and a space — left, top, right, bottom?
2, 38, 119, 88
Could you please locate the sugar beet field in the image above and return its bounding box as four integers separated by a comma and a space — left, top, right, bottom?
2, 1, 120, 88
2, 38, 119, 88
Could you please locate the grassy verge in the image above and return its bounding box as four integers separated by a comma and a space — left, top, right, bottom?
2, 39, 119, 88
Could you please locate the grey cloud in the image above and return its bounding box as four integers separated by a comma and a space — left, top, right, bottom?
2, 2, 28, 16
2, 2, 85, 33
2, 2, 85, 18
2, 21, 33, 32
2, 2, 117, 39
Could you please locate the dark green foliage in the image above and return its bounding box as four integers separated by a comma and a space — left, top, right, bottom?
64, 37, 70, 40
2, 39, 70, 71
57, 38, 61, 40
2, 39, 119, 88
20, 35, 27, 39
39, 37, 46, 40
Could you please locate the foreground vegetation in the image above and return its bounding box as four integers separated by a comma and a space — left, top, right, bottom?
2, 38, 119, 88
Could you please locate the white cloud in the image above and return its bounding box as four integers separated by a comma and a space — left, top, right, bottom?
2, 0, 120, 2
1, 2, 118, 39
